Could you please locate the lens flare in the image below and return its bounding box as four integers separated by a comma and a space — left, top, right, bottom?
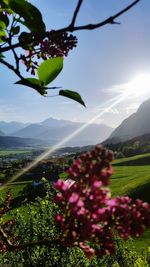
1, 91, 130, 189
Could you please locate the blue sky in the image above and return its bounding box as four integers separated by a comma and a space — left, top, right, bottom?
0, 0, 150, 127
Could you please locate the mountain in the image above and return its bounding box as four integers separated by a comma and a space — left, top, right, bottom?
12, 118, 113, 146
0, 121, 28, 135
41, 117, 75, 127
108, 98, 150, 142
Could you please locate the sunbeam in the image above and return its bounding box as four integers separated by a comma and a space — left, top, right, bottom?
1, 90, 130, 189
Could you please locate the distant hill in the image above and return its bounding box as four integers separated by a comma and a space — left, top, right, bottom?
0, 121, 28, 135
0, 136, 47, 149
108, 98, 150, 142
12, 118, 113, 146
103, 133, 150, 157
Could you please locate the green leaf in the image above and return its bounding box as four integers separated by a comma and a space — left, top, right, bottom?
0, 0, 9, 8
0, 53, 4, 59
0, 21, 6, 30
15, 78, 46, 95
38, 57, 63, 86
59, 90, 86, 107
0, 12, 9, 27
0, 29, 6, 43
18, 32, 33, 48
9, 0, 45, 32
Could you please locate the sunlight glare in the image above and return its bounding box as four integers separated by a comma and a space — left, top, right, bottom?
125, 73, 150, 97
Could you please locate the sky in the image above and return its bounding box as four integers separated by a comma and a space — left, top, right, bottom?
0, 0, 150, 128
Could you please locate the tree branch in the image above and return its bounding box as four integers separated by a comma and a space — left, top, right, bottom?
0, 58, 23, 80
0, 228, 58, 251
69, 0, 83, 28
59, 0, 141, 32
0, 0, 141, 54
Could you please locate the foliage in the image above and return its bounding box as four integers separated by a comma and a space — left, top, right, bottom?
106, 134, 150, 157
0, 188, 149, 266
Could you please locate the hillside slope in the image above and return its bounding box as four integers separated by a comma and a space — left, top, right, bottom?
109, 98, 150, 141
111, 153, 150, 203
103, 133, 150, 156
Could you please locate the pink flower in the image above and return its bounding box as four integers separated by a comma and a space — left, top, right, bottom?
69, 192, 79, 204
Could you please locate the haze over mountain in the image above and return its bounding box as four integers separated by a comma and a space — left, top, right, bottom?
107, 98, 150, 143
11, 117, 113, 146
0, 121, 28, 135
0, 130, 5, 136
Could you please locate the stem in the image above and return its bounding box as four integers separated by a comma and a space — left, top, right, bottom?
0, 227, 58, 251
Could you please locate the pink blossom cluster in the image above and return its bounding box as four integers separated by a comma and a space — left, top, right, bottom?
40, 31, 77, 59
54, 145, 150, 259
21, 31, 77, 75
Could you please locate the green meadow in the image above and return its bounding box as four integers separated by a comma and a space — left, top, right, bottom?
112, 153, 150, 200
111, 153, 150, 251
0, 149, 31, 156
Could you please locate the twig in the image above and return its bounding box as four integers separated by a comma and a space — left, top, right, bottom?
0, 58, 23, 80
0, 0, 141, 53
69, 0, 83, 28
0, 58, 43, 94
59, 0, 141, 32
8, 16, 20, 72
0, 227, 57, 251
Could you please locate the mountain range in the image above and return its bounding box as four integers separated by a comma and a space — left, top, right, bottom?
0, 97, 150, 148
0, 118, 113, 147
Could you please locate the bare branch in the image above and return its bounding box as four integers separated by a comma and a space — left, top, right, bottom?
0, 58, 23, 80
59, 0, 141, 32
0, 0, 141, 54
69, 0, 83, 27
0, 42, 23, 53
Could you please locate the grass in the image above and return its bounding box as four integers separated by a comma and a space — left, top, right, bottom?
113, 153, 150, 164
111, 153, 150, 252
110, 166, 150, 197
0, 182, 31, 199
0, 149, 31, 156
113, 153, 150, 166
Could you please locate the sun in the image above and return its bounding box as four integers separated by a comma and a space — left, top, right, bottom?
125, 73, 150, 97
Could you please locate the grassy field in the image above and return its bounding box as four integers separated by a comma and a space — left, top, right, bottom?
0, 149, 31, 156
110, 166, 150, 197
114, 152, 150, 164
111, 153, 150, 199
111, 153, 150, 251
